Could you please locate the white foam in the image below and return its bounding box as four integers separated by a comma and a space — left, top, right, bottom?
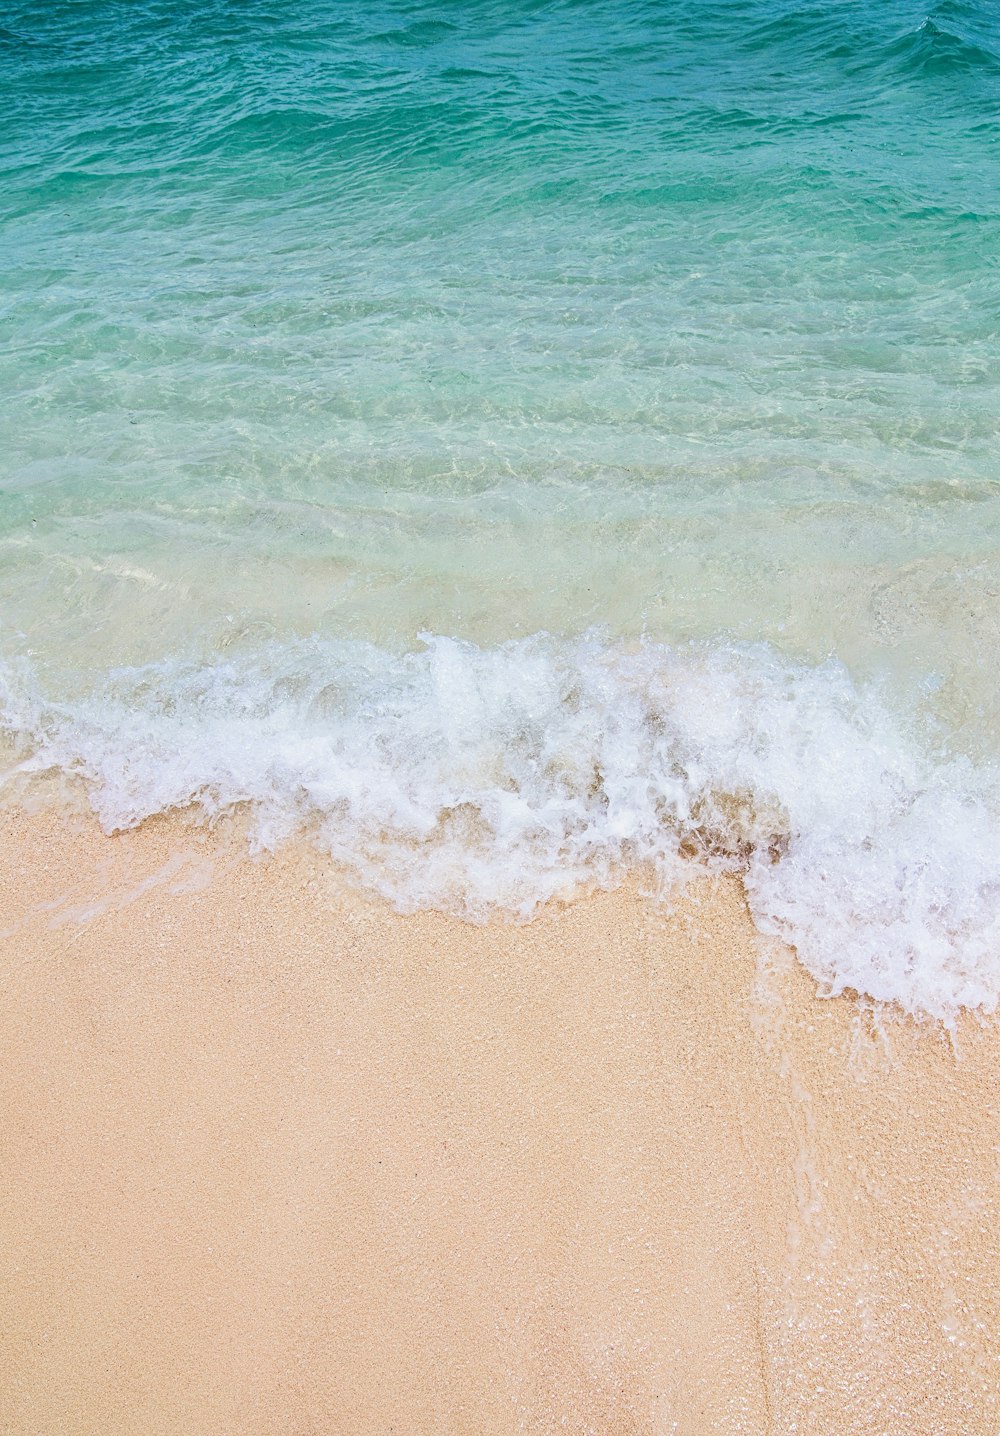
3, 632, 999, 1019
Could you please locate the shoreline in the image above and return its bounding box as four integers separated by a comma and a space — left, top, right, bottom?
1, 806, 997, 1433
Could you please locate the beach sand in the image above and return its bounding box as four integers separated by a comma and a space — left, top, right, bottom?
0, 806, 997, 1435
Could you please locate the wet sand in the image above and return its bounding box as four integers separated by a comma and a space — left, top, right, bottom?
0, 807, 997, 1434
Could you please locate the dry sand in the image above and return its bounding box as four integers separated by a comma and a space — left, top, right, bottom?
0, 806, 997, 1435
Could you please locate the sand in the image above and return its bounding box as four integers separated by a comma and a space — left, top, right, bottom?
0, 806, 997, 1435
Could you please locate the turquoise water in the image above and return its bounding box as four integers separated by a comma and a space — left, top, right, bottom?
2, 0, 1000, 1013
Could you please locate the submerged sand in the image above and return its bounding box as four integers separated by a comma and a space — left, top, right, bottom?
0, 807, 997, 1434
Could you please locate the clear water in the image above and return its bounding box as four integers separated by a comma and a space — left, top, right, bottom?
2, 0, 1000, 1014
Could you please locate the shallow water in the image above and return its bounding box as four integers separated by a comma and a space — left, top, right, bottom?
2, 0, 999, 1013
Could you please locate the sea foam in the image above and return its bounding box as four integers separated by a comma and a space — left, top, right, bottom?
2, 633, 999, 1020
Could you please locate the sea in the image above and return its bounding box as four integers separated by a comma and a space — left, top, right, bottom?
2, 0, 999, 1017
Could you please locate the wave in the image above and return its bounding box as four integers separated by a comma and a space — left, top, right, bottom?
3, 633, 999, 1020
740, 3, 1000, 93
878, 14, 1000, 78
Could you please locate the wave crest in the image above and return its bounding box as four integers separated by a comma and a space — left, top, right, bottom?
3, 633, 999, 1019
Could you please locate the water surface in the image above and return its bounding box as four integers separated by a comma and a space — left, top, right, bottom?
3, 0, 1000, 1013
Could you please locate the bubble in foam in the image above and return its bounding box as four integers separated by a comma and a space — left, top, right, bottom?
2, 632, 999, 1020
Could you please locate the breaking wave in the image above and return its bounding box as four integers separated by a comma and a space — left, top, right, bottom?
3, 633, 999, 1019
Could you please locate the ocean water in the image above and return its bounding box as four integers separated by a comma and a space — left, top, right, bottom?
2, 0, 999, 1015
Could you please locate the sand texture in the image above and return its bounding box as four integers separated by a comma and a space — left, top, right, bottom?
0, 807, 997, 1435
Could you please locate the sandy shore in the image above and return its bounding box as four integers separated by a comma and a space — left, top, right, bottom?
0, 807, 997, 1434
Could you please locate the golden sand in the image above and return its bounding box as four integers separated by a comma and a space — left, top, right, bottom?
0, 807, 997, 1434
